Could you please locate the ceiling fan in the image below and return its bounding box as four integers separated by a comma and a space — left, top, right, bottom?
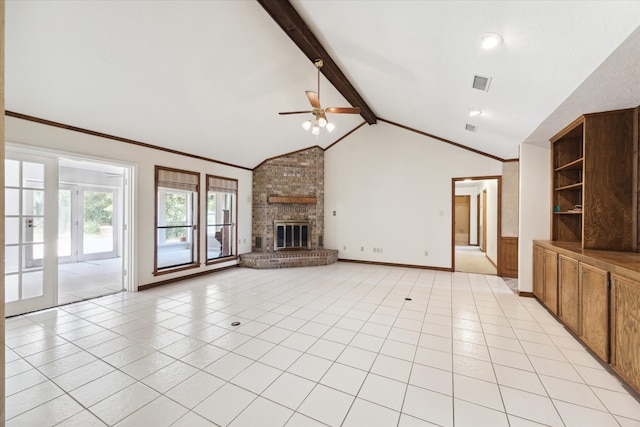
279, 59, 361, 135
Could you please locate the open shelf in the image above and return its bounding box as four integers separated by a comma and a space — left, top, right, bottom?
555, 157, 583, 172
554, 211, 582, 215
555, 182, 583, 192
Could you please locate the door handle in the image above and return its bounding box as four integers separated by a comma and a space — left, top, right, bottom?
26, 218, 34, 228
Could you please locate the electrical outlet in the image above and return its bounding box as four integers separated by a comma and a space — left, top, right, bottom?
343, 245, 346, 250
424, 250, 429, 256
361, 246, 364, 252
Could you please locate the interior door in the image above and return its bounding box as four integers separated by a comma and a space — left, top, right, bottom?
5, 151, 57, 316
454, 195, 470, 245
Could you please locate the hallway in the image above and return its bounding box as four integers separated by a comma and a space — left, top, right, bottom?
455, 245, 497, 275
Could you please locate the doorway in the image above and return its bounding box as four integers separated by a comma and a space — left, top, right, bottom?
452, 177, 501, 275
5, 146, 133, 315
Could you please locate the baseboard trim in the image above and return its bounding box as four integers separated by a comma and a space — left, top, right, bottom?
139, 265, 239, 291
518, 291, 535, 298
338, 259, 453, 272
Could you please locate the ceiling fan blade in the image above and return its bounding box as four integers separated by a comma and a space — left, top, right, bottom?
279, 111, 313, 115
306, 91, 321, 108
325, 107, 361, 114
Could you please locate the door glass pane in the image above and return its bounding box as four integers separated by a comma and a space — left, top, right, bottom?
58, 189, 71, 257
6, 217, 19, 245
6, 188, 19, 215
22, 271, 44, 299
23, 189, 44, 215
5, 159, 20, 187
5, 246, 19, 274
24, 243, 44, 268
83, 191, 114, 255
6, 274, 19, 302
23, 162, 44, 189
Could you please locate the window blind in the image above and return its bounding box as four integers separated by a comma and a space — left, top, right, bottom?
207, 175, 237, 194
157, 168, 199, 192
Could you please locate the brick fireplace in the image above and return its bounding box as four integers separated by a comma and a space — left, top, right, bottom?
240, 146, 337, 269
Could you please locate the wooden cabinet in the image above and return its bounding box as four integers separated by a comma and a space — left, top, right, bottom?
532, 245, 558, 314
611, 274, 640, 393
579, 264, 609, 362
558, 255, 579, 334
533, 240, 640, 393
551, 108, 637, 251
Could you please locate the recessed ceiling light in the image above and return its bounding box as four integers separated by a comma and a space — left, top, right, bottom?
481, 32, 503, 49
468, 109, 482, 117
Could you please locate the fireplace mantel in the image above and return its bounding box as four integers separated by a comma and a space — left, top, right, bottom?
268, 196, 317, 204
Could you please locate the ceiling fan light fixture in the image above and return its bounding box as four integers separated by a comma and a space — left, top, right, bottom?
318, 117, 327, 127
481, 33, 503, 49
326, 122, 335, 132
302, 120, 312, 131
311, 125, 320, 136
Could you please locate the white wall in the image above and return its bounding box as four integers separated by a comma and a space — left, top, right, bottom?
5, 116, 253, 289
518, 142, 551, 292
324, 121, 502, 269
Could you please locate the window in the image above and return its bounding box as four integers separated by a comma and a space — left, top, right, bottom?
206, 175, 237, 262
155, 167, 199, 274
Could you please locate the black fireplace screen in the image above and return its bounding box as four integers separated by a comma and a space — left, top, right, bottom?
274, 221, 310, 250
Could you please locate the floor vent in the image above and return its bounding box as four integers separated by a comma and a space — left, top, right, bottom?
472, 75, 491, 91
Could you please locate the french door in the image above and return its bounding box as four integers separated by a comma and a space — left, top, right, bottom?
59, 185, 118, 263
5, 151, 57, 317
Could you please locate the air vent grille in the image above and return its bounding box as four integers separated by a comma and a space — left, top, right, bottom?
472, 75, 491, 91
465, 124, 477, 132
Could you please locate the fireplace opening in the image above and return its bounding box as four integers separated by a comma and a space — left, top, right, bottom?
274, 220, 310, 251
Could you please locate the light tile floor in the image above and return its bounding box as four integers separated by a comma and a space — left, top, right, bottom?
5, 262, 640, 426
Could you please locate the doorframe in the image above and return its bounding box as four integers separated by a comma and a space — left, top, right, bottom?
451, 176, 502, 274
482, 189, 487, 253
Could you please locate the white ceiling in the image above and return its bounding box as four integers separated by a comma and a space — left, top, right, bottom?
6, 1, 640, 169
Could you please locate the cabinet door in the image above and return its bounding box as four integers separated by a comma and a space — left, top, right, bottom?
543, 250, 558, 314
579, 263, 609, 362
559, 255, 580, 334
611, 274, 640, 393
532, 245, 545, 301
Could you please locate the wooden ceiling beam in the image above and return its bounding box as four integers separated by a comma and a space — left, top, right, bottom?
257, 0, 377, 125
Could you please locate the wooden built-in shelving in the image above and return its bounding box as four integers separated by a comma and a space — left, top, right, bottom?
551, 108, 637, 251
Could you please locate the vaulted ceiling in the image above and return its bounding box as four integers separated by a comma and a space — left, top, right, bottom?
6, 1, 640, 169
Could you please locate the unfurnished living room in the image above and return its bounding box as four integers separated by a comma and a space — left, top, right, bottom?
3, 1, 640, 426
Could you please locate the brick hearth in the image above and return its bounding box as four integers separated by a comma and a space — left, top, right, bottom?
240, 249, 338, 269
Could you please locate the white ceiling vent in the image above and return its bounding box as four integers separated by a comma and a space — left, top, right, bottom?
465, 124, 477, 132
472, 75, 492, 91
